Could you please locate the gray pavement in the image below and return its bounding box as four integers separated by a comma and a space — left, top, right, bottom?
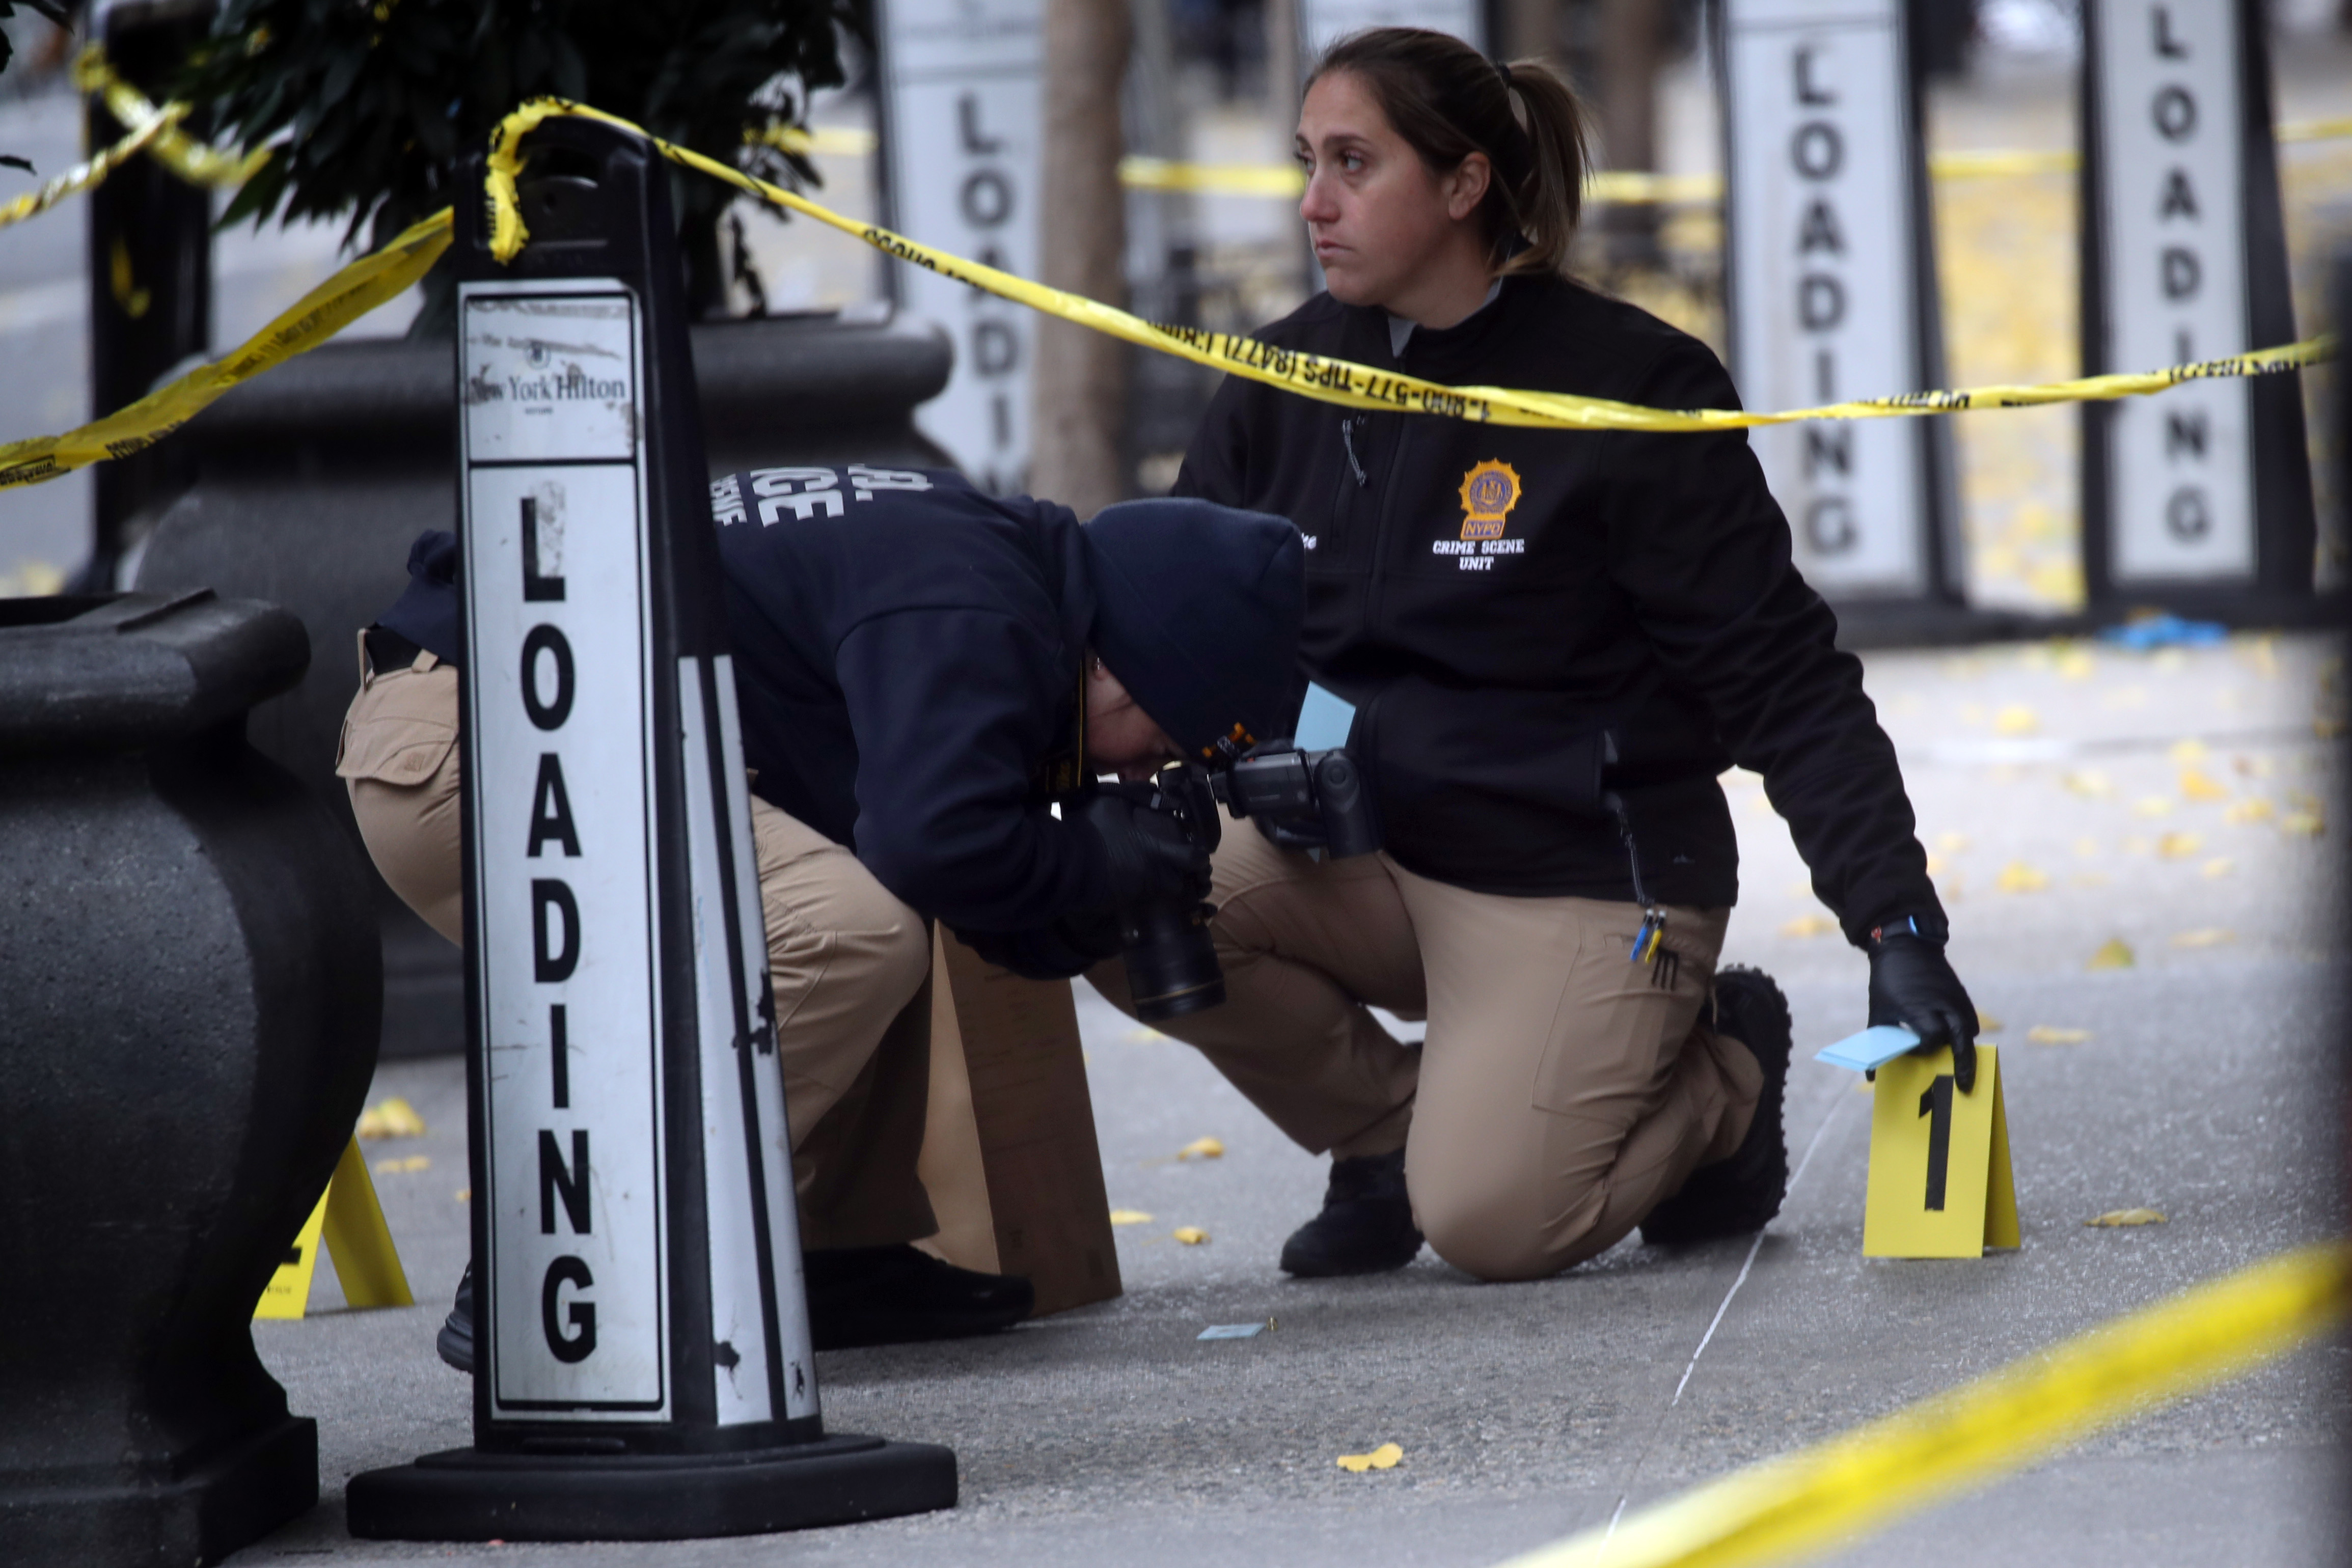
233, 632, 2349, 1567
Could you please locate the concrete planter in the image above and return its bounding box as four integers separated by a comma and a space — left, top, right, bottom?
0, 591, 380, 1565
135, 310, 953, 1057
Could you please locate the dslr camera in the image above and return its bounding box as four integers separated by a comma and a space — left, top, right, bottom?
1108, 743, 1379, 1022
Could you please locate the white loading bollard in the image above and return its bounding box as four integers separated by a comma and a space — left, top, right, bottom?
346, 116, 957, 1543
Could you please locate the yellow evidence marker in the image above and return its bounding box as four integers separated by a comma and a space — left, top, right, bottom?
1863, 1045, 2018, 1258
254, 1136, 416, 1319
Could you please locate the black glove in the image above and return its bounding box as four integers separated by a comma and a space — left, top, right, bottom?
956, 910, 1124, 981
1867, 917, 1979, 1093
1077, 792, 1209, 907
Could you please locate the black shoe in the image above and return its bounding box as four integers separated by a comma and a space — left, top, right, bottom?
1278, 1148, 1424, 1277
803, 1245, 1034, 1351
1641, 966, 1793, 1247
437, 1263, 474, 1374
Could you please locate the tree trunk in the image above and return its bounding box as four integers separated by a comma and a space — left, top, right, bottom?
1594, 0, 1663, 269
1030, 0, 1133, 517
1499, 0, 1558, 65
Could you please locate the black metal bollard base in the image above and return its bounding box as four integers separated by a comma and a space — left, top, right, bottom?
345, 1433, 955, 1542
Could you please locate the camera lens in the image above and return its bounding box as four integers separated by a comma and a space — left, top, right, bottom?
1122, 899, 1226, 1021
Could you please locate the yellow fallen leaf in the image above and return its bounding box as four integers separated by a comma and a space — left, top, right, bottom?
2178, 768, 2228, 802
357, 1097, 427, 1140
2316, 717, 2345, 740
2087, 938, 2136, 971
1923, 854, 1946, 877
1178, 1137, 1225, 1161
1976, 1011, 2004, 1035
454, 1188, 470, 1203
1109, 1209, 1154, 1225
1127, 1028, 1162, 1042
2170, 928, 2234, 949
1935, 831, 1970, 853
1172, 1227, 1209, 1245
373, 1155, 430, 1174
2027, 1025, 2091, 1044
2281, 811, 2325, 839
2201, 858, 2233, 878
2168, 738, 2209, 762
1993, 704, 2038, 736
1780, 913, 1838, 938
2224, 797, 2275, 824
1336, 1443, 1404, 1473
1995, 861, 2048, 893
2055, 646, 2096, 680
2156, 832, 2202, 859
2132, 796, 2173, 818
2086, 1208, 2166, 1227
2062, 770, 2114, 799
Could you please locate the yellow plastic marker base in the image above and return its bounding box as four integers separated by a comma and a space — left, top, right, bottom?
253, 1137, 416, 1319
1863, 1045, 2018, 1259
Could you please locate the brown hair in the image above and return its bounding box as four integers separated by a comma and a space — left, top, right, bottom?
1306, 27, 1590, 278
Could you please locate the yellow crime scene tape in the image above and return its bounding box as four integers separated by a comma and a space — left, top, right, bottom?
491, 98, 2338, 437
71, 46, 271, 189
1496, 1240, 2352, 1568
0, 97, 183, 232
767, 112, 2352, 204
0, 85, 2335, 489
0, 207, 449, 488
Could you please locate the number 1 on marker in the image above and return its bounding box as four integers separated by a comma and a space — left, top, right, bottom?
1918, 1074, 1953, 1212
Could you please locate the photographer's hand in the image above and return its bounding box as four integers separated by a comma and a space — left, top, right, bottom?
1078, 793, 1210, 906
1867, 916, 1978, 1093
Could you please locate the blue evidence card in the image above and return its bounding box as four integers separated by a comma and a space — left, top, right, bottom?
1815, 1025, 1922, 1073
1295, 683, 1357, 752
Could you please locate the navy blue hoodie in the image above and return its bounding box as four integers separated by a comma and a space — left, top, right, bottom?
378, 465, 1302, 939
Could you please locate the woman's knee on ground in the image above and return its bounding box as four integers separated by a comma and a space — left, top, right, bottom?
1407, 1144, 1616, 1283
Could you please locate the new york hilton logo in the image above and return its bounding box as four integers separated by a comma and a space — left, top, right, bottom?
1458, 460, 1521, 541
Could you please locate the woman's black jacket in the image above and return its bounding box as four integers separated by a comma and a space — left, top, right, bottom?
1173, 271, 1939, 943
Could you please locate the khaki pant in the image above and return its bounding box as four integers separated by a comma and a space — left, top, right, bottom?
1087, 821, 1761, 1281
336, 638, 936, 1250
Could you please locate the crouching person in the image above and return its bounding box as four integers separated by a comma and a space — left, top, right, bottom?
339, 465, 1303, 1364
1087, 27, 1982, 1284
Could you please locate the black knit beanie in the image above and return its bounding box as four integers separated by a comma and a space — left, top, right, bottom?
1082, 499, 1304, 762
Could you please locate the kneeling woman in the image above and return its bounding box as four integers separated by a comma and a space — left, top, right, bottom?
1099, 27, 1977, 1281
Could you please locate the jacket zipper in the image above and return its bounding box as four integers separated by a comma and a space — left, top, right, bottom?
1363, 416, 1410, 632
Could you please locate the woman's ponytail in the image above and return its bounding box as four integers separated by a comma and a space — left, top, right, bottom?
1495, 60, 1590, 277
1309, 27, 1592, 278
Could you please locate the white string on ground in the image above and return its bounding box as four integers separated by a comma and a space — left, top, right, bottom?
1603, 1083, 1852, 1538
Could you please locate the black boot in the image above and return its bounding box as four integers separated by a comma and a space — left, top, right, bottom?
436, 1263, 474, 1374
1278, 1148, 1424, 1277
1641, 966, 1793, 1246
803, 1245, 1034, 1351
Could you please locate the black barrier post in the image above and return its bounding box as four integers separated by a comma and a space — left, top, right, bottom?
87, 0, 214, 591
2080, 0, 2317, 622
344, 118, 958, 1543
